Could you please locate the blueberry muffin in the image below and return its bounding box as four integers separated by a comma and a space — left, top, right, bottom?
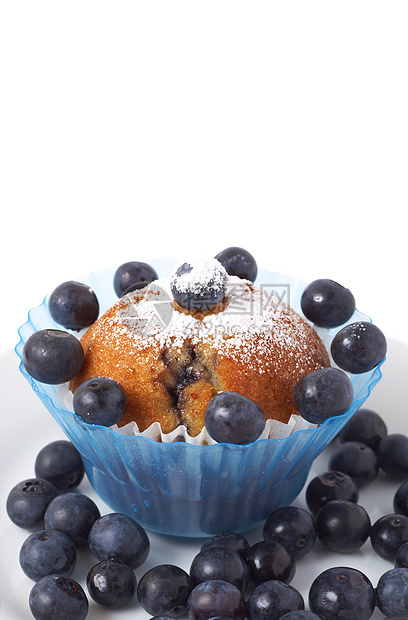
69, 260, 330, 436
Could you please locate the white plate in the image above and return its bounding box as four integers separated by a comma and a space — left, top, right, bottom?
1, 336, 407, 619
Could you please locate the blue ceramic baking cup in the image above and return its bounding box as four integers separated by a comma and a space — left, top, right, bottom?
15, 260, 384, 538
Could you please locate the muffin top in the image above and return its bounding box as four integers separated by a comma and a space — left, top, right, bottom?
70, 273, 330, 436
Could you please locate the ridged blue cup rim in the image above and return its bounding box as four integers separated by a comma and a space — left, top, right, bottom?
15, 259, 385, 458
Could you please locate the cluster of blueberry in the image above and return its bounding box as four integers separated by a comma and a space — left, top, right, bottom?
7, 405, 408, 619
303, 407, 408, 619
296, 278, 387, 426
6, 439, 150, 618
168, 406, 408, 620
174, 408, 408, 620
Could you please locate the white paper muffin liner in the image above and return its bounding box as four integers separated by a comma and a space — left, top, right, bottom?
58, 383, 317, 445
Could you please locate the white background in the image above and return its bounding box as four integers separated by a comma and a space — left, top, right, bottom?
1, 2, 407, 618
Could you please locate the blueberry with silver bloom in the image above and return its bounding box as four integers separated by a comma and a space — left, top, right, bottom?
137, 564, 194, 617
246, 540, 295, 586
44, 492, 101, 548
88, 513, 149, 569
263, 506, 317, 560
300, 278, 355, 328
22, 329, 84, 384
49, 280, 99, 330
87, 559, 137, 608
187, 579, 246, 620
201, 531, 250, 559
6, 478, 59, 529
205, 391, 266, 445
189, 546, 248, 593
315, 500, 371, 553
293, 367, 354, 425
35, 440, 85, 492
337, 407, 387, 449
73, 376, 128, 426
247, 580, 304, 620
370, 513, 408, 562
308, 567, 375, 620
377, 433, 408, 481
305, 470, 359, 516
376, 568, 408, 618
328, 441, 379, 487
19, 529, 77, 582
29, 574, 88, 620
331, 320, 387, 374
215, 246, 258, 282
114, 261, 158, 297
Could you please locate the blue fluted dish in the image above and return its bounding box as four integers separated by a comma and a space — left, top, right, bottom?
15, 259, 384, 538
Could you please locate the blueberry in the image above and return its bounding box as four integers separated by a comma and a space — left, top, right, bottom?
22, 329, 84, 384
187, 580, 246, 620
292, 367, 354, 424
330, 320, 387, 374
88, 512, 149, 569
246, 540, 295, 586
300, 279, 355, 328
34, 440, 85, 492
247, 580, 304, 620
337, 407, 387, 449
170, 259, 228, 312
49, 280, 99, 331
305, 470, 359, 516
214, 246, 258, 282
370, 513, 408, 561
394, 480, 408, 516
6, 478, 59, 529
44, 492, 101, 548
201, 531, 250, 559
73, 376, 128, 426
263, 506, 317, 560
376, 568, 408, 618
309, 567, 375, 620
395, 541, 408, 568
315, 499, 371, 553
137, 564, 194, 617
87, 559, 137, 608
29, 574, 88, 620
189, 546, 247, 593
205, 391, 266, 445
113, 261, 158, 297
280, 613, 321, 620
19, 529, 77, 581
377, 433, 408, 480
328, 441, 379, 487
121, 280, 156, 296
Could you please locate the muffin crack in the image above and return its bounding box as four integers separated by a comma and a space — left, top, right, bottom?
160, 343, 215, 432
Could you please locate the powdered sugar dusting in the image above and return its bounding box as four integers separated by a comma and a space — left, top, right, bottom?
89, 275, 327, 376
